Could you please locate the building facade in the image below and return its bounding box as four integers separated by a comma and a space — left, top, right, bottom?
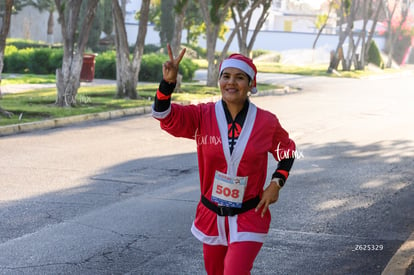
7, 1, 385, 57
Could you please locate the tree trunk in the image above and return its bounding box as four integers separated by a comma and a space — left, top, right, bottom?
0, 106, 13, 118
328, 0, 354, 73
386, 1, 411, 67
112, 0, 150, 99
54, 0, 99, 107
313, 2, 333, 49
352, 1, 369, 70
199, 0, 237, 87
343, 0, 360, 71
171, 0, 189, 57
384, 0, 400, 68
0, 48, 4, 100
205, 30, 220, 87
232, 0, 270, 57
232, 5, 249, 56
47, 8, 54, 45
112, 0, 136, 99
55, 55, 83, 106
0, 0, 13, 117
246, 1, 271, 56
364, 0, 383, 65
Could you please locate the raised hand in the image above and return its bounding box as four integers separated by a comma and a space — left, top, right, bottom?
163, 44, 186, 83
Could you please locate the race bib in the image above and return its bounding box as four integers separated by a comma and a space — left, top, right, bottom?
211, 171, 247, 208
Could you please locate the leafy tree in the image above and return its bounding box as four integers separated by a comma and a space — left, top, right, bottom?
80, 0, 114, 51
149, 0, 203, 49
352, 0, 385, 70
198, 0, 237, 87
383, 0, 414, 67
170, 0, 189, 57
231, 0, 272, 57
199, 0, 266, 86
112, 0, 150, 99
147, 0, 161, 28
80, 0, 104, 51
54, 0, 100, 107
160, 0, 175, 47
313, 0, 339, 49
327, 0, 384, 72
183, 1, 204, 45
362, 0, 384, 68
101, 0, 113, 37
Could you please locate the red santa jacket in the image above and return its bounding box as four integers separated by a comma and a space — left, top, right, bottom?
153, 100, 295, 245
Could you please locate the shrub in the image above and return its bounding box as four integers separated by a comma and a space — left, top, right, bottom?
139, 53, 198, 82
3, 45, 18, 72
6, 48, 33, 73
4, 47, 64, 74
3, 45, 198, 82
367, 40, 384, 68
139, 53, 166, 82
6, 38, 54, 49
95, 51, 117, 79
144, 44, 162, 54
48, 49, 64, 71
28, 48, 51, 74
182, 44, 207, 59
179, 57, 199, 80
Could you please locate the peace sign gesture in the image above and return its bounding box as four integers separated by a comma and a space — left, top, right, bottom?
163, 44, 186, 83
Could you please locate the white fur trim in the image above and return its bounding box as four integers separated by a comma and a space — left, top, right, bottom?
228, 215, 267, 243
191, 218, 228, 246
152, 104, 171, 119
220, 59, 255, 80
215, 100, 257, 177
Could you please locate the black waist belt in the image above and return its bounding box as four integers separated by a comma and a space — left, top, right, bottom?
201, 195, 260, 216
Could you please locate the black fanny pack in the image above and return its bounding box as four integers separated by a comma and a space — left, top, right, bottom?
201, 195, 260, 216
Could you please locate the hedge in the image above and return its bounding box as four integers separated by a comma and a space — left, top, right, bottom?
3, 46, 198, 82
5, 38, 53, 49
94, 51, 117, 79
367, 40, 384, 69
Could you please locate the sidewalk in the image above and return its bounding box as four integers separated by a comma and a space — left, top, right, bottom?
382, 231, 414, 275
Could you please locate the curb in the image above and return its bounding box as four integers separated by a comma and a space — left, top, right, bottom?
0, 88, 291, 137
382, 231, 414, 275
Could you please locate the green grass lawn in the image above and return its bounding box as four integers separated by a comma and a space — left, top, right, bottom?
0, 81, 276, 126
192, 59, 400, 78
0, 59, 404, 127
2, 73, 56, 84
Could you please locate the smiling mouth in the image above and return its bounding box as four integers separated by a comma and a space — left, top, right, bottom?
225, 88, 238, 93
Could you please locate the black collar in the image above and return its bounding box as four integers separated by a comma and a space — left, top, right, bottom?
222, 99, 249, 125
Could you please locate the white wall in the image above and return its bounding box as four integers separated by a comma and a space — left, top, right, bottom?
9, 7, 62, 44
8, 4, 385, 62
124, 23, 385, 57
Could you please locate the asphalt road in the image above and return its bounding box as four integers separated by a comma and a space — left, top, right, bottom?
0, 73, 413, 274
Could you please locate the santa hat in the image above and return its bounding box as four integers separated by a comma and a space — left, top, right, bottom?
219, 54, 258, 94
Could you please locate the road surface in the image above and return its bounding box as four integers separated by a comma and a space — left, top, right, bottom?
0, 73, 413, 274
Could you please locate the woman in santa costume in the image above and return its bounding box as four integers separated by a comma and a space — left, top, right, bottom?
152, 44, 296, 275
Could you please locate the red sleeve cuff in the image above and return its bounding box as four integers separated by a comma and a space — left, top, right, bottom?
156, 89, 171, 100
275, 170, 289, 180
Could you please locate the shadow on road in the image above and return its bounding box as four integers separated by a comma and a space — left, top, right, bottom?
261, 139, 414, 274
1, 138, 413, 274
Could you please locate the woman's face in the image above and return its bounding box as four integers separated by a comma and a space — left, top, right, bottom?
219, 67, 252, 106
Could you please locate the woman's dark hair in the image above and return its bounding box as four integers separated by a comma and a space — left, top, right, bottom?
219, 70, 252, 84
